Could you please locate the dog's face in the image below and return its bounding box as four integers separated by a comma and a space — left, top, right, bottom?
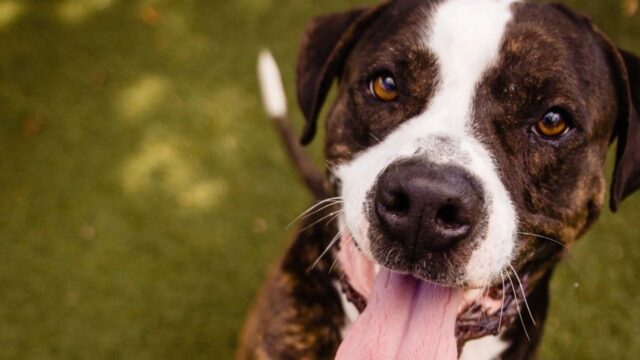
297, 0, 640, 289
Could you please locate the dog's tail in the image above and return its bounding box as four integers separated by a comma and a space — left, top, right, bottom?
257, 50, 326, 199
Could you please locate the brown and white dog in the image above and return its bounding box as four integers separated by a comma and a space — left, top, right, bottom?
239, 0, 640, 359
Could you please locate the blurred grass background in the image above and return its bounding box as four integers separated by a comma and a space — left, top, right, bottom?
0, 0, 638, 359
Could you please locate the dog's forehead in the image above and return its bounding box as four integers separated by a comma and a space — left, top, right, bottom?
350, 0, 596, 78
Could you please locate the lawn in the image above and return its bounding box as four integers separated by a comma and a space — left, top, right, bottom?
0, 0, 638, 359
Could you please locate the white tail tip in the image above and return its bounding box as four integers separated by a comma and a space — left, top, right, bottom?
257, 50, 287, 118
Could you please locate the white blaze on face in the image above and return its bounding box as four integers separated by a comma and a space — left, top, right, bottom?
337, 0, 519, 287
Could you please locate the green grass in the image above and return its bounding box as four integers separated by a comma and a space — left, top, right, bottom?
0, 0, 637, 358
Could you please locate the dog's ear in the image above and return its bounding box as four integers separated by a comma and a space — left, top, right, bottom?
610, 48, 640, 211
296, 3, 389, 145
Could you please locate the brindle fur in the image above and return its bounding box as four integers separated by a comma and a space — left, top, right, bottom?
237, 214, 344, 360
239, 1, 640, 359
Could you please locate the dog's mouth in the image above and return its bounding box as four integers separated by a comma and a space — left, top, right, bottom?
336, 232, 528, 357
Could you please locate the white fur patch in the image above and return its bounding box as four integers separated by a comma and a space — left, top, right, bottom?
460, 335, 511, 360
257, 50, 287, 118
337, 0, 518, 287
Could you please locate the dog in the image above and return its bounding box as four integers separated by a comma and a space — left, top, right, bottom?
238, 0, 640, 358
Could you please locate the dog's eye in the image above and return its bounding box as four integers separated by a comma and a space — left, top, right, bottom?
534, 110, 570, 138
369, 73, 397, 101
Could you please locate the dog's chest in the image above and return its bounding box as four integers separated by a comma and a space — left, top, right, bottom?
459, 336, 511, 360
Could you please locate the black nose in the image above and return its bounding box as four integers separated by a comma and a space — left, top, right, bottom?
374, 159, 483, 252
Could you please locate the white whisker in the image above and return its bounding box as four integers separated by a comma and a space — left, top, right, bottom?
325, 161, 340, 178
325, 159, 339, 168
517, 231, 566, 249
308, 226, 344, 272
298, 210, 343, 233
329, 248, 342, 274
384, 247, 395, 266
498, 271, 506, 334
480, 281, 490, 325
507, 270, 530, 341
509, 264, 536, 326
286, 197, 343, 229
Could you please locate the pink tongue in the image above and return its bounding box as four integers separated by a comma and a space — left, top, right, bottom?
336, 269, 462, 360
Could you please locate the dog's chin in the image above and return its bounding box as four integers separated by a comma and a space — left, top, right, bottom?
359, 226, 479, 289
370, 243, 470, 289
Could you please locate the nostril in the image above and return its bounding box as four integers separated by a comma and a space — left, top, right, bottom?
381, 190, 411, 214
389, 191, 411, 213
435, 204, 467, 230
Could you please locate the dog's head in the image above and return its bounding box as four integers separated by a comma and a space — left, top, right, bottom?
297, 0, 640, 292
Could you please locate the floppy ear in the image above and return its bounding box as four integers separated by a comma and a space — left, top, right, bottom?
296, 3, 389, 145
610, 48, 640, 211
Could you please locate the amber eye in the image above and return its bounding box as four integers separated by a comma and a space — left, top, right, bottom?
369, 73, 398, 101
534, 110, 570, 138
